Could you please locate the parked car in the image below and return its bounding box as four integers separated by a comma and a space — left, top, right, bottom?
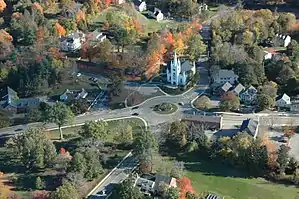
132, 113, 139, 116
178, 102, 184, 106
131, 106, 139, 110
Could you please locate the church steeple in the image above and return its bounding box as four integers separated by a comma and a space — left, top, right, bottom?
173, 51, 178, 66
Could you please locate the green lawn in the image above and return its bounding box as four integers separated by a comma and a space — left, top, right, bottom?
185, 160, 298, 199
49, 74, 99, 98
91, 5, 182, 35
50, 118, 145, 141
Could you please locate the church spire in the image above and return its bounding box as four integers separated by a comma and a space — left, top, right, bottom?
173, 51, 178, 66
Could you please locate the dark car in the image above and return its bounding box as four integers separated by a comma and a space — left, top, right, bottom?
132, 113, 139, 116
131, 106, 139, 110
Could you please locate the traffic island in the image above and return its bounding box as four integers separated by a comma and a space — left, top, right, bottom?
153, 103, 178, 114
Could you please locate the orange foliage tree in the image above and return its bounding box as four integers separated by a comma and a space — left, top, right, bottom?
76, 10, 86, 22
178, 177, 194, 199
104, 0, 112, 7
261, 131, 277, 170
0, 0, 7, 13
55, 23, 66, 37
32, 2, 44, 14
49, 47, 63, 59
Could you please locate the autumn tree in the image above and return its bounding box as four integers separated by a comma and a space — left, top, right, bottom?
55, 23, 66, 37
0, 182, 11, 199
178, 177, 194, 199
0, 0, 7, 12
32, 191, 50, 199
145, 34, 166, 79
0, 30, 14, 61
32, 2, 44, 14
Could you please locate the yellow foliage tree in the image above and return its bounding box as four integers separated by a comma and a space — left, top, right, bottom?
0, 182, 11, 199
173, 33, 185, 55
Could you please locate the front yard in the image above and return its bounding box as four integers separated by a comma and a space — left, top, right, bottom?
0, 118, 146, 198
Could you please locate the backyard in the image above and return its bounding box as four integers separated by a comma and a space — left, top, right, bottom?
183, 156, 298, 199
152, 152, 298, 199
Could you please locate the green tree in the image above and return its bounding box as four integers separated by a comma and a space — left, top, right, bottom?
133, 130, 157, 173
167, 121, 188, 149
256, 94, 274, 111
168, 187, 180, 199
84, 148, 103, 180
25, 108, 42, 123
44, 102, 74, 140
277, 145, 289, 175
260, 83, 277, 99
194, 96, 211, 110
187, 34, 206, 61
219, 98, 240, 112
35, 176, 45, 190
8, 128, 57, 169
69, 152, 87, 173
51, 180, 79, 199
110, 24, 136, 53
80, 120, 109, 140
113, 124, 133, 145
67, 99, 89, 115
242, 140, 268, 176
111, 178, 143, 199
0, 115, 11, 128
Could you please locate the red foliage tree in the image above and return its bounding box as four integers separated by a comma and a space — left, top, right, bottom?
59, 147, 66, 154
178, 177, 194, 199
104, 0, 112, 7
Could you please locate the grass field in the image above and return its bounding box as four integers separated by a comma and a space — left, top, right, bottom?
91, 5, 182, 35
49, 117, 146, 140
185, 160, 298, 199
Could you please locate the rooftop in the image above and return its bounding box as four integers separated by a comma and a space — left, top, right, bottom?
220, 82, 232, 92
240, 119, 258, 137
182, 114, 222, 124
232, 83, 245, 94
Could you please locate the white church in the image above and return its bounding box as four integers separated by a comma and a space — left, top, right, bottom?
166, 52, 196, 86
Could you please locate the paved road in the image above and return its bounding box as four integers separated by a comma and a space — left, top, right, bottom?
88, 153, 138, 199
0, 60, 210, 136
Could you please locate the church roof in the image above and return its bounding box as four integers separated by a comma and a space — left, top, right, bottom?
181, 60, 195, 72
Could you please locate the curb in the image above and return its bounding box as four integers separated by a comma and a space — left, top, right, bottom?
48, 116, 148, 131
